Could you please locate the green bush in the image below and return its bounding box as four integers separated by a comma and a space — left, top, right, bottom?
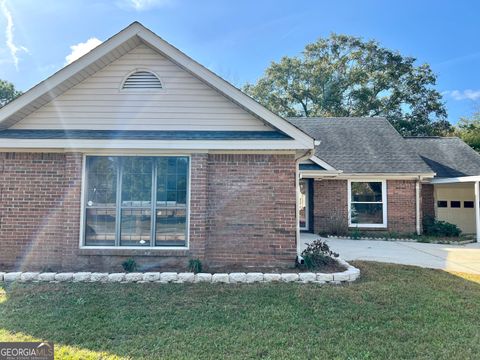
122, 258, 138, 272
423, 216, 461, 237
301, 239, 339, 270
188, 258, 202, 273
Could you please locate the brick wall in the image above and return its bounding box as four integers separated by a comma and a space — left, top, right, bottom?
387, 180, 417, 233
421, 183, 435, 220
312, 179, 418, 235
0, 152, 296, 271
312, 180, 348, 234
205, 154, 297, 268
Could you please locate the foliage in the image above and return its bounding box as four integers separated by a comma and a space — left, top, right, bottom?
244, 34, 451, 136
455, 112, 480, 152
300, 239, 339, 270
121, 258, 138, 272
1, 263, 480, 359
322, 214, 348, 236
188, 258, 203, 273
0, 79, 22, 108
423, 216, 461, 237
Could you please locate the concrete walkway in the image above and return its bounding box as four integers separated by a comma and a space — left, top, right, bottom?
301, 233, 480, 274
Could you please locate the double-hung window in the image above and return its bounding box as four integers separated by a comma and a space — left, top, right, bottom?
83, 156, 189, 248
348, 180, 387, 228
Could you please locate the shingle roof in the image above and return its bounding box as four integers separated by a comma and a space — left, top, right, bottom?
287, 117, 433, 174
0, 129, 290, 141
404, 137, 480, 178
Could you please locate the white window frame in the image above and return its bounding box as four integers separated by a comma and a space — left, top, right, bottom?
348, 179, 387, 228
79, 153, 191, 250
299, 178, 309, 231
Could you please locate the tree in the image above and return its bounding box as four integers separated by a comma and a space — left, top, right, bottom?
244, 34, 451, 136
456, 111, 480, 152
0, 79, 22, 108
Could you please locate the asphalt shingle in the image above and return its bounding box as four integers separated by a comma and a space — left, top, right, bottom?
405, 137, 480, 178
288, 117, 433, 174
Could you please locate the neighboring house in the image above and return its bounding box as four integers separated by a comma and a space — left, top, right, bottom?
1, 23, 479, 272
291, 117, 480, 242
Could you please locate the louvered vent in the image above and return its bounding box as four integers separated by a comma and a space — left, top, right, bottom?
122, 71, 162, 90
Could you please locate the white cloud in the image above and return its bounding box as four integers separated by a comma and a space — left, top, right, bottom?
118, 0, 172, 11
0, 0, 28, 70
446, 89, 480, 101
65, 37, 102, 65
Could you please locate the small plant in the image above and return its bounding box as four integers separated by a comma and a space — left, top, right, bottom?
301, 239, 339, 270
122, 258, 138, 272
350, 226, 362, 240
324, 214, 348, 236
188, 258, 202, 273
423, 216, 461, 237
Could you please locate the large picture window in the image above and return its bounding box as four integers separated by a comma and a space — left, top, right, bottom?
83, 156, 189, 248
348, 180, 387, 228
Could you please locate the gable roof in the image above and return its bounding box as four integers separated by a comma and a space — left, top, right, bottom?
405, 137, 480, 178
288, 117, 434, 175
0, 22, 313, 149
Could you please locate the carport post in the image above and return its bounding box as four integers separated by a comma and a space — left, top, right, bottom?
476, 181, 480, 242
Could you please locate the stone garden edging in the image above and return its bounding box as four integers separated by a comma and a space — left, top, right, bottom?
327, 235, 474, 245
0, 258, 360, 285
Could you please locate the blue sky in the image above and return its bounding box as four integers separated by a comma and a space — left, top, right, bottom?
0, 0, 479, 124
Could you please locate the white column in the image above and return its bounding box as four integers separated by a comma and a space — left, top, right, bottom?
475, 181, 480, 242
415, 180, 421, 235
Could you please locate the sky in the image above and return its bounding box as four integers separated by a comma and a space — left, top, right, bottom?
0, 0, 479, 124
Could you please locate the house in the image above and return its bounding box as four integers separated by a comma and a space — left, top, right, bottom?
0, 22, 315, 271
0, 22, 478, 272
292, 117, 480, 242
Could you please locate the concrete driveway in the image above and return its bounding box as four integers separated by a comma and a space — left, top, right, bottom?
301, 233, 480, 274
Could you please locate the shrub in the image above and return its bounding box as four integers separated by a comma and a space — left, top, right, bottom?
423, 216, 461, 237
323, 215, 348, 236
188, 258, 202, 273
122, 258, 138, 272
301, 239, 339, 270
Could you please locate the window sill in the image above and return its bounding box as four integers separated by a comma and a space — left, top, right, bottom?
78, 247, 189, 257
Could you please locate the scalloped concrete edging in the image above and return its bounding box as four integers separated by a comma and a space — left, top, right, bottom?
0, 259, 359, 285
327, 235, 474, 245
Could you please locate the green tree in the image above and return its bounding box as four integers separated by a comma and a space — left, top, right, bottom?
0, 79, 22, 108
244, 34, 451, 136
456, 111, 480, 152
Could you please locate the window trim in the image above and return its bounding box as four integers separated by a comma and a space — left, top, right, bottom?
79, 153, 191, 250
347, 179, 387, 228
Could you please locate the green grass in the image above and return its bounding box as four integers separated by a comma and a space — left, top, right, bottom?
1, 262, 479, 359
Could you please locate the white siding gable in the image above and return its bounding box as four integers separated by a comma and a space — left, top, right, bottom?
13, 44, 273, 132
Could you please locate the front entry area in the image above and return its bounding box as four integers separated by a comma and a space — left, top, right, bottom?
299, 178, 313, 232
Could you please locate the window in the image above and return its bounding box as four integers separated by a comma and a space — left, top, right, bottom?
450, 201, 461, 208
83, 156, 189, 248
437, 201, 448, 208
348, 180, 387, 228
464, 201, 474, 208
122, 70, 162, 90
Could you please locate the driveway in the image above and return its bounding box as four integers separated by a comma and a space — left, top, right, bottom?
301, 233, 480, 274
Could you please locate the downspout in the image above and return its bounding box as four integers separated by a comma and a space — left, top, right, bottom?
415, 177, 421, 236
295, 144, 318, 260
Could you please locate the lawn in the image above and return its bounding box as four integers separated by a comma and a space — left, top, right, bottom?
0, 262, 479, 359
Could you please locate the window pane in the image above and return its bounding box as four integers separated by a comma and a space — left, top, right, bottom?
451, 201, 461, 208
86, 157, 117, 207
351, 182, 382, 202
156, 157, 188, 208
464, 201, 474, 208
120, 209, 151, 246
351, 203, 383, 224
121, 157, 152, 207
156, 208, 186, 246
85, 208, 116, 246
437, 200, 448, 208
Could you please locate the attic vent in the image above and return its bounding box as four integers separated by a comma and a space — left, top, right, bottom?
122, 71, 162, 90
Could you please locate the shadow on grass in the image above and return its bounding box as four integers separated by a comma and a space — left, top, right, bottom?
0, 262, 479, 360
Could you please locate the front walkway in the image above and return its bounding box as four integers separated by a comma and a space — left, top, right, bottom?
301, 233, 480, 274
